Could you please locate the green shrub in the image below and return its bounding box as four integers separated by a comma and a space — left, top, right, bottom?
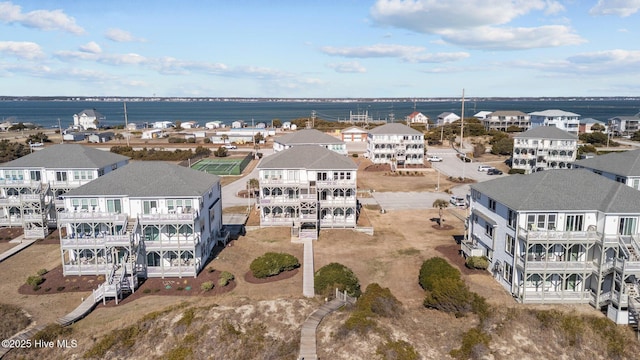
201, 281, 214, 291
36, 268, 48, 276
376, 339, 419, 360
465, 256, 489, 270
314, 262, 361, 297
218, 271, 234, 286
423, 278, 473, 316
418, 257, 460, 291
26, 275, 44, 287
508, 168, 526, 175
249, 252, 300, 279
356, 283, 403, 318
449, 327, 491, 360
33, 323, 71, 343
352, 153, 358, 157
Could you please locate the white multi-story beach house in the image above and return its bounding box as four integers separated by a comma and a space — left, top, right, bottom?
436, 112, 460, 126
0, 144, 129, 239
73, 109, 104, 130
529, 109, 581, 135
462, 169, 640, 325
609, 113, 640, 137
573, 149, 640, 191
340, 126, 368, 142
272, 129, 347, 155
511, 126, 578, 174
58, 161, 227, 284
366, 123, 424, 166
481, 110, 530, 132
257, 145, 358, 240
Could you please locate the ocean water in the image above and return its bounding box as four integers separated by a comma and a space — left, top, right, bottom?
0, 99, 639, 129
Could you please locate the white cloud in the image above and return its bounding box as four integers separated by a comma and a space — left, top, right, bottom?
327, 61, 367, 73
441, 25, 585, 50
0, 41, 45, 59
509, 49, 640, 75
568, 49, 640, 67
370, 0, 563, 32
105, 28, 145, 42
320, 44, 467, 63
590, 0, 640, 17
79, 42, 102, 54
0, 1, 84, 34
369, 0, 578, 50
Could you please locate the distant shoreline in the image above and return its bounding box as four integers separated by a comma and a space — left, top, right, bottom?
2, 96, 640, 103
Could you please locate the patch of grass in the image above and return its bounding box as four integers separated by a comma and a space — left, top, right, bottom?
33, 323, 71, 343
176, 308, 196, 328
397, 247, 420, 256
84, 324, 140, 358
376, 339, 419, 360
449, 327, 491, 360
36, 268, 48, 276
0, 303, 31, 339
164, 345, 193, 360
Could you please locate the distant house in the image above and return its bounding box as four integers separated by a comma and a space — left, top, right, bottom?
73, 109, 104, 130
88, 132, 114, 143
579, 118, 606, 134
608, 112, 640, 136
529, 109, 580, 135
366, 123, 424, 166
511, 126, 578, 174
205, 121, 223, 129
405, 111, 429, 125
126, 123, 140, 131
152, 121, 174, 129
231, 120, 244, 129
473, 111, 492, 120
273, 129, 347, 155
181, 121, 199, 129
256, 122, 267, 129
141, 129, 164, 139
341, 126, 367, 142
436, 112, 460, 126
573, 149, 640, 191
63, 132, 86, 142
482, 110, 531, 132
282, 122, 292, 130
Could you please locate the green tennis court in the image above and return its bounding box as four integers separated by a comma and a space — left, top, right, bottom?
190, 155, 251, 175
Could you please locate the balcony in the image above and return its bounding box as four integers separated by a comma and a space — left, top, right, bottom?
524, 259, 595, 272
139, 211, 198, 224
259, 178, 305, 186
319, 197, 357, 206
58, 211, 127, 223
61, 233, 131, 248
461, 241, 484, 257
63, 263, 110, 276
518, 227, 600, 243
316, 179, 356, 188
521, 290, 593, 304
146, 265, 197, 278
144, 236, 200, 250
260, 196, 300, 205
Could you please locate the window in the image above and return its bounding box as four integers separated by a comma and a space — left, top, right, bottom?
619, 217, 638, 236
488, 198, 496, 212
147, 252, 161, 266
143, 200, 158, 214
503, 263, 513, 284
615, 176, 626, 184
485, 224, 494, 238
30, 170, 41, 181
527, 214, 556, 230
73, 170, 94, 181
317, 172, 328, 181
506, 234, 515, 255
55, 171, 67, 182
107, 199, 122, 214
565, 214, 584, 231
507, 209, 517, 229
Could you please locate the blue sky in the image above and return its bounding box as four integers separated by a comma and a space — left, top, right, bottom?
1, 0, 639, 98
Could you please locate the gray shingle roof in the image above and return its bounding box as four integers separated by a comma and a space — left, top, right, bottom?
471, 169, 640, 213
515, 126, 578, 140
368, 123, 423, 135
529, 109, 580, 117
275, 129, 344, 145
488, 110, 528, 117
0, 144, 129, 169
258, 145, 357, 170
64, 161, 220, 197
574, 149, 640, 177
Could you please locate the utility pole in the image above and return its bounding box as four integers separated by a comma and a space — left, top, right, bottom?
124, 102, 130, 146
460, 89, 466, 180
58, 118, 63, 144
311, 110, 316, 128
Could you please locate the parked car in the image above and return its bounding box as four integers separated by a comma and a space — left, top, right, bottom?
477, 165, 494, 172
458, 154, 472, 162
222, 144, 237, 150
450, 196, 466, 207
427, 155, 443, 162
487, 168, 503, 175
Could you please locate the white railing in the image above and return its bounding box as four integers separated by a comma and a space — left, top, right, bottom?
139, 211, 197, 223
319, 197, 357, 205
146, 266, 197, 277
260, 197, 300, 205
519, 227, 600, 242
461, 241, 484, 257
316, 180, 356, 187
57, 211, 127, 222
259, 178, 305, 185
144, 236, 200, 249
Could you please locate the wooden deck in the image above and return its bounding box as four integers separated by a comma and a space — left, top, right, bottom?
56, 292, 98, 326
298, 298, 346, 360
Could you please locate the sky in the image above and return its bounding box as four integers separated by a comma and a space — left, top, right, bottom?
1, 0, 639, 98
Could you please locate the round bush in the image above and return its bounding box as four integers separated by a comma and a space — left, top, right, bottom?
465, 256, 489, 270
419, 257, 460, 291
314, 262, 361, 297
250, 252, 300, 279
201, 281, 214, 291
26, 275, 44, 287
218, 271, 235, 286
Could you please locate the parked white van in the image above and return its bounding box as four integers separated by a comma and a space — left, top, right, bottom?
477, 165, 494, 172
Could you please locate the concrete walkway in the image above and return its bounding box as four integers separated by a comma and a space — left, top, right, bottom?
0, 236, 36, 263
298, 298, 346, 360
302, 240, 315, 298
